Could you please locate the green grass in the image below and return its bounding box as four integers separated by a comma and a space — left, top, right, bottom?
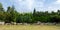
0, 25, 60, 30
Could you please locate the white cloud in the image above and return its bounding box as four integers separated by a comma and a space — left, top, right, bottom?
43, 0, 60, 12
47, 6, 57, 12
34, 0, 45, 11
55, 0, 60, 4
26, 0, 34, 9
7, 0, 45, 12
7, 0, 59, 12
13, 0, 34, 10
18, 0, 22, 1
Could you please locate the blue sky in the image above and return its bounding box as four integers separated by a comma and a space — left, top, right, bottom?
0, 0, 60, 13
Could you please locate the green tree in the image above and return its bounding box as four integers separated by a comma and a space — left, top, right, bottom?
5, 6, 12, 23
32, 8, 37, 23
57, 10, 60, 15
0, 3, 5, 21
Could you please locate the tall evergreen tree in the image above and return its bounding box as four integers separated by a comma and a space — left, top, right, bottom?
0, 3, 4, 12
57, 10, 60, 15
33, 8, 36, 16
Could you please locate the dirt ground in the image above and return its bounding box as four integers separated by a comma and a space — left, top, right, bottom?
0, 25, 60, 30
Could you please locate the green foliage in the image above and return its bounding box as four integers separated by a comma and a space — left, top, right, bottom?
16, 13, 32, 23
0, 3, 60, 24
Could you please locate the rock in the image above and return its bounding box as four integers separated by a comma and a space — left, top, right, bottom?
37, 21, 41, 25
0, 22, 4, 25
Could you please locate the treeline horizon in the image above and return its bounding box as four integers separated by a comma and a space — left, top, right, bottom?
0, 3, 60, 24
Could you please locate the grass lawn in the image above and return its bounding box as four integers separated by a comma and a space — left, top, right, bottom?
0, 25, 60, 30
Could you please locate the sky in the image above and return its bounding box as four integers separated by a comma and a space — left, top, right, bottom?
0, 0, 60, 13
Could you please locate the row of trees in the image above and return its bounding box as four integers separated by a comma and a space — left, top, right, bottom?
0, 3, 60, 24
